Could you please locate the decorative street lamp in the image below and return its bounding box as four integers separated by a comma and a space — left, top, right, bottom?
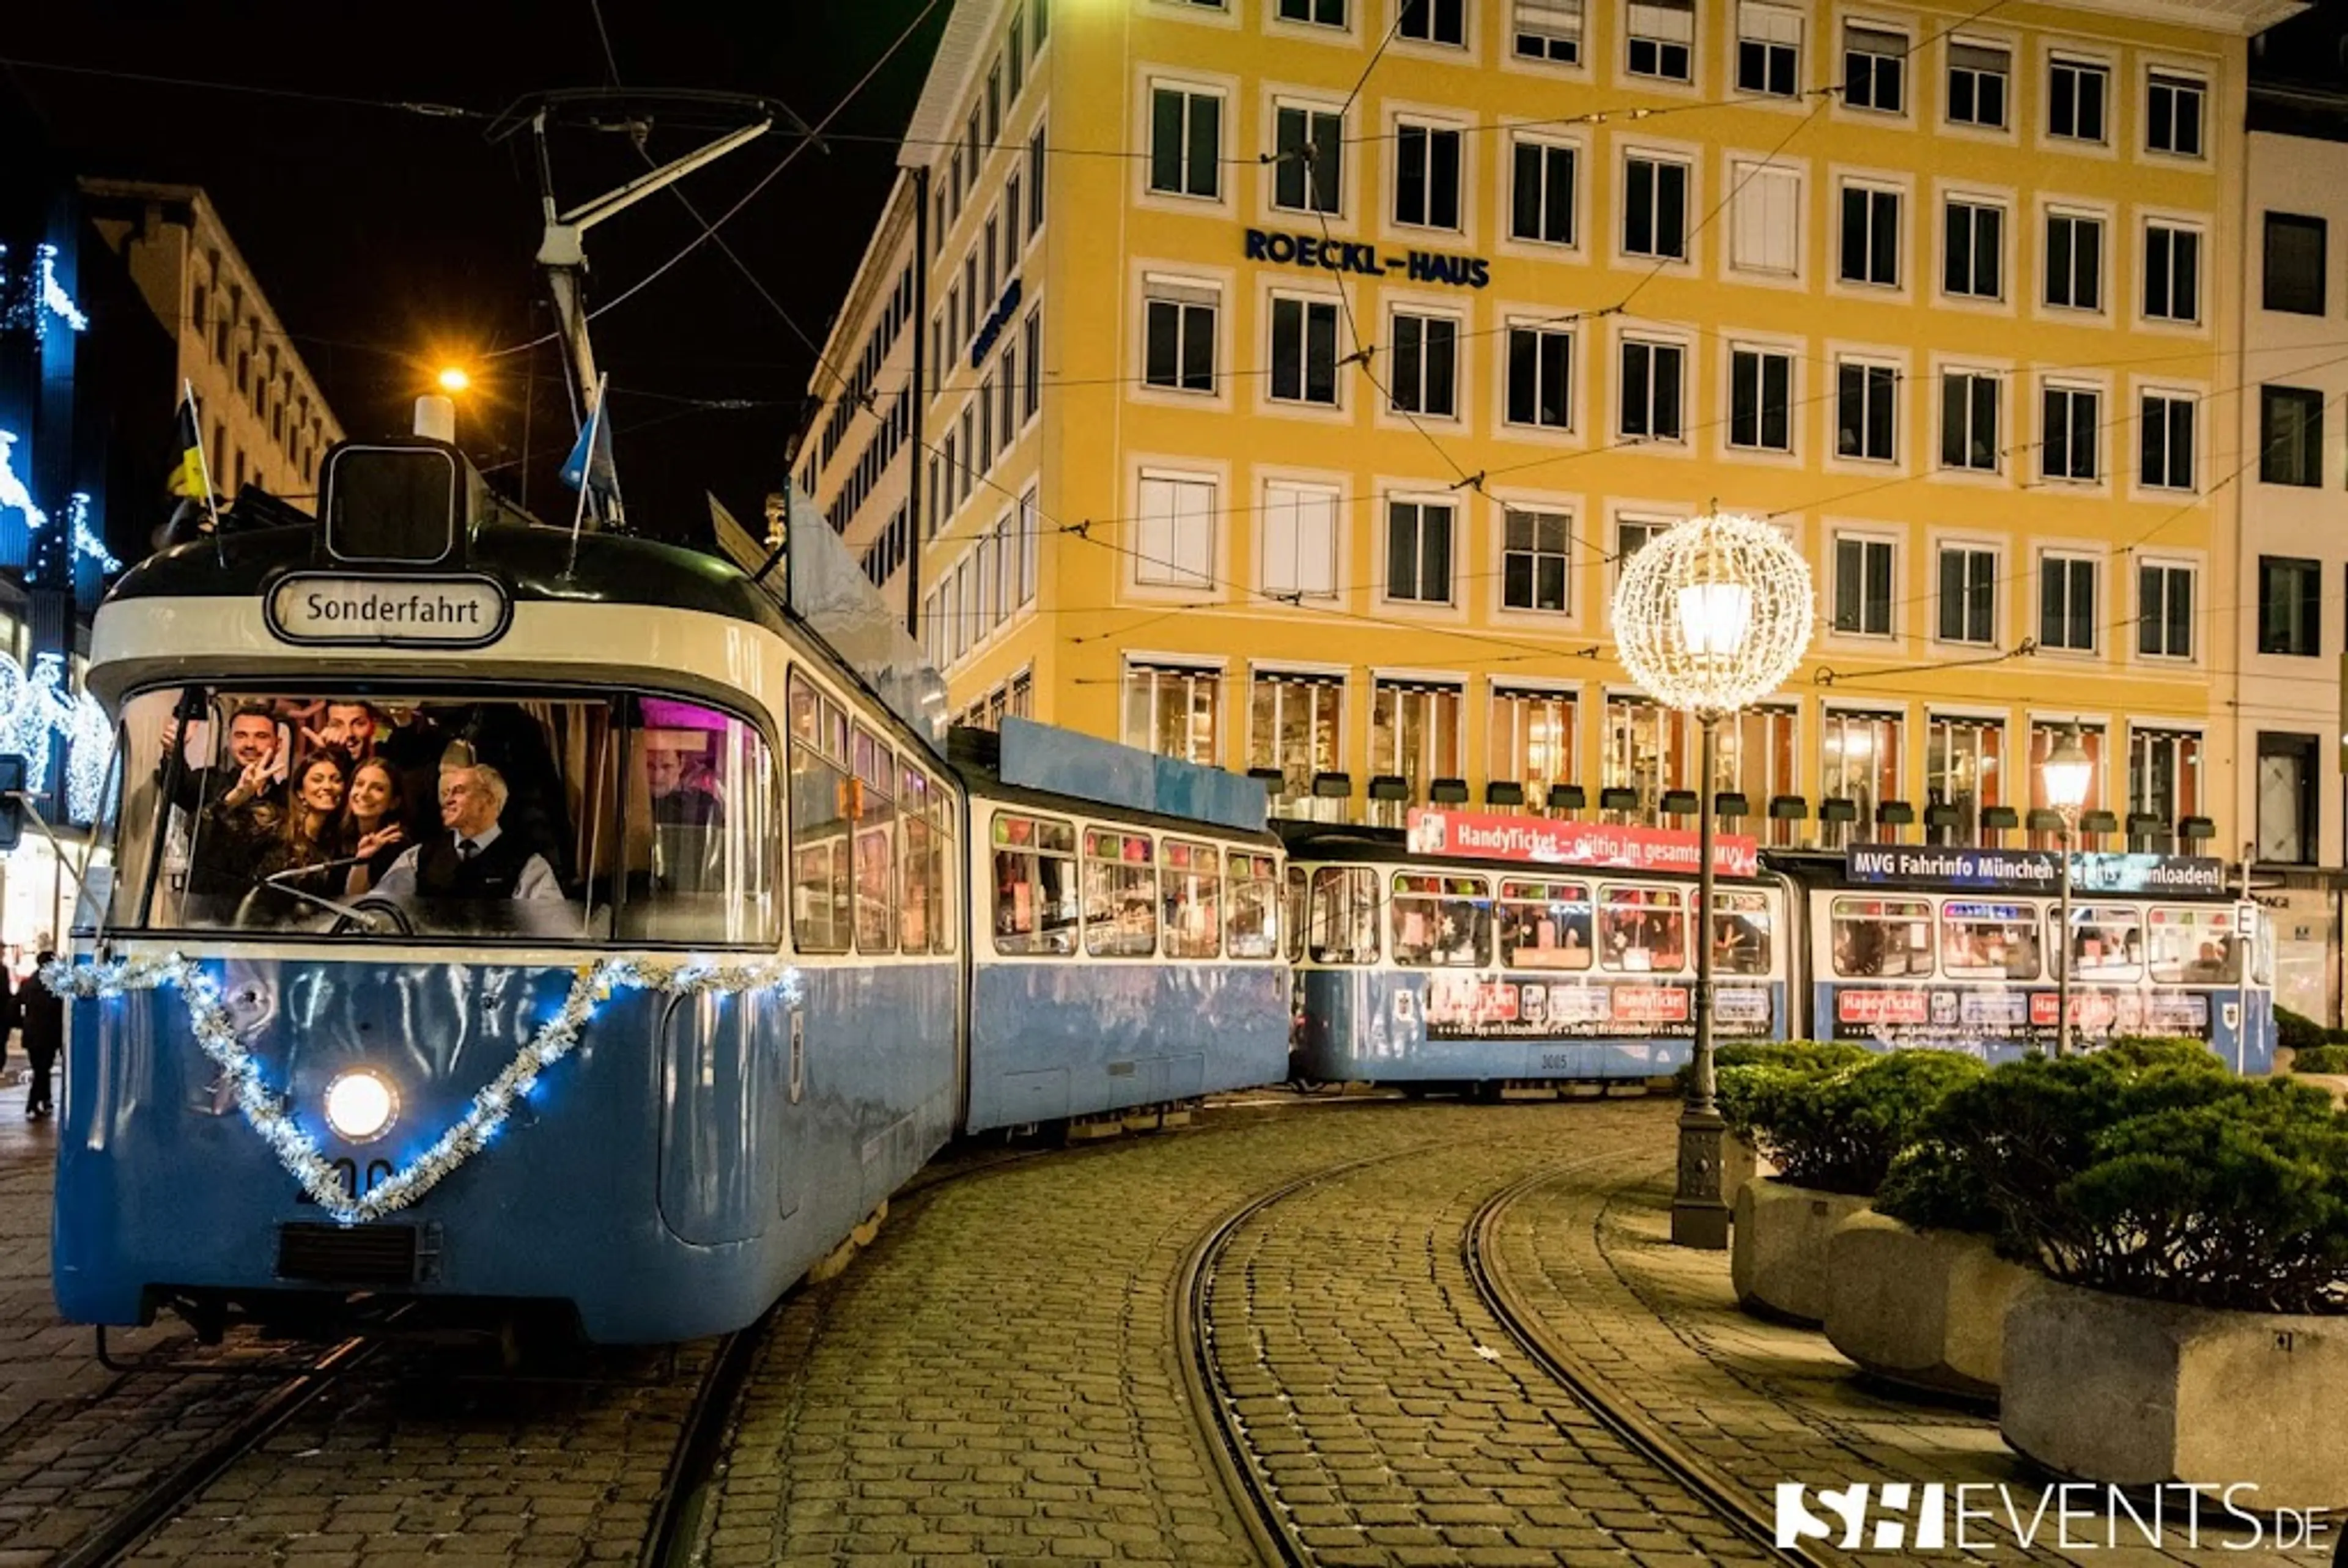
2041, 724, 2094, 1059
1613, 512, 1814, 1250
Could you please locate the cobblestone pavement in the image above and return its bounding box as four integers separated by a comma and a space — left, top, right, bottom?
1496, 1140, 2335, 1568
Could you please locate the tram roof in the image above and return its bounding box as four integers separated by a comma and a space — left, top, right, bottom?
949, 727, 1282, 848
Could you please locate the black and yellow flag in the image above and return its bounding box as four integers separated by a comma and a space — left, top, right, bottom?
171, 389, 209, 502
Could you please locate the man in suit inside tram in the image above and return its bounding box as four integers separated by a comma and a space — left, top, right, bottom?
371, 763, 562, 904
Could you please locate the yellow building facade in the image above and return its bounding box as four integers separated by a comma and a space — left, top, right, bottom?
807, 0, 2297, 853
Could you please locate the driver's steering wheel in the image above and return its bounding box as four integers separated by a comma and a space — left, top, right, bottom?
332, 897, 415, 937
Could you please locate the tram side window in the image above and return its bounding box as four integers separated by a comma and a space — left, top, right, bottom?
1599, 886, 1685, 973
1284, 864, 1308, 963
992, 811, 1077, 955
1831, 897, 1933, 978
622, 697, 780, 946
851, 727, 897, 952
934, 790, 958, 955
1711, 890, 1772, 976
1228, 852, 1282, 959
787, 675, 854, 954
2148, 907, 2242, 984
1162, 840, 1222, 959
1085, 829, 1159, 957
1497, 880, 1593, 970
899, 765, 932, 952
2057, 903, 2141, 982
1941, 901, 2040, 980
1392, 874, 1491, 968
1309, 866, 1379, 963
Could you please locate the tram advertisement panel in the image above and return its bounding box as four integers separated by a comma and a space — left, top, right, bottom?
1825, 984, 2217, 1049
1415, 974, 1778, 1041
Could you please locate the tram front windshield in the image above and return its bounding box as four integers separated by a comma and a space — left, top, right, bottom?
107, 685, 780, 946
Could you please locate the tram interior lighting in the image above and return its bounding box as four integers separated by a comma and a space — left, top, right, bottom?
323, 1069, 399, 1144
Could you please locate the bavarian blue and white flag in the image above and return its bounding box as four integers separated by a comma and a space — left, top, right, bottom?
559, 378, 622, 520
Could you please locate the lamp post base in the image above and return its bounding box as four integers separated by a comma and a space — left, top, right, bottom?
1671, 1104, 1732, 1250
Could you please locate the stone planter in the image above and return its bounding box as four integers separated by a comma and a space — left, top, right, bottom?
1825, 1212, 2031, 1399
2003, 1275, 2348, 1510
1730, 1179, 1870, 1327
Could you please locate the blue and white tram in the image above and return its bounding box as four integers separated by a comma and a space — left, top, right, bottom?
1778, 847, 2276, 1070
956, 726, 1289, 1132
53, 436, 1283, 1345
1279, 817, 1795, 1089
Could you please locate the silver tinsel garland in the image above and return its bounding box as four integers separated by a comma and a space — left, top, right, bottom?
42, 953, 803, 1226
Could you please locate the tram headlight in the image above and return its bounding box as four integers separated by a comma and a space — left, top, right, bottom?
323, 1070, 399, 1144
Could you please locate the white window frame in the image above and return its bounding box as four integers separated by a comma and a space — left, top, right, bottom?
1392, 114, 1467, 232
1267, 289, 1345, 409
1383, 495, 1458, 606
1146, 80, 1227, 202
1140, 274, 1221, 397
1508, 134, 1579, 247
1837, 179, 1903, 290
1511, 0, 1585, 65
1941, 194, 2005, 301
2037, 549, 2101, 654
1834, 354, 1901, 465
1261, 479, 1341, 600
1727, 342, 1796, 454
1735, 1, 1802, 97
1944, 37, 2011, 131
2046, 53, 2111, 145
1727, 160, 1801, 278
2136, 558, 2196, 662
1618, 336, 1688, 443
1271, 98, 1347, 218
2043, 207, 2106, 314
1933, 540, 1999, 646
1387, 306, 1463, 419
2138, 388, 2197, 495
1938, 365, 2002, 474
1504, 320, 1576, 432
1831, 531, 1898, 639
1842, 21, 1910, 116
2141, 220, 2202, 326
1134, 469, 1218, 589
2039, 380, 2102, 485
1499, 504, 1575, 615
1626, 0, 1696, 83
2144, 68, 2207, 160
1621, 151, 1692, 262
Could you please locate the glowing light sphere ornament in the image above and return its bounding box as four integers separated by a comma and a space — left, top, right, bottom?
1611, 511, 1814, 716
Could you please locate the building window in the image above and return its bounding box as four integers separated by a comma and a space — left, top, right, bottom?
1149, 86, 1222, 199
1385, 499, 1455, 604
1010, 13, 1025, 95
2138, 561, 2193, 660
1941, 372, 1999, 471
1135, 473, 1216, 587
1278, 0, 1348, 24
1398, 0, 1466, 45
1510, 139, 1576, 245
1490, 686, 1578, 795
987, 61, 1002, 144
2264, 213, 2326, 314
1394, 121, 1463, 229
1251, 670, 1344, 811
2147, 72, 2204, 157
2139, 392, 2195, 492
2143, 224, 2200, 323
1844, 24, 1907, 112
2256, 732, 2317, 864
1261, 481, 1339, 600
2127, 727, 2199, 852
1505, 325, 1573, 429
2040, 385, 2100, 482
1627, 0, 1695, 80
1022, 309, 1042, 422
1836, 359, 1898, 462
1833, 536, 1894, 636
1029, 125, 1047, 232
1617, 515, 1669, 564
1513, 0, 1583, 61
1737, 2, 1800, 95
1274, 105, 1344, 215
1619, 339, 1685, 441
967, 112, 983, 190
1389, 312, 1458, 417
1271, 295, 1342, 405
1727, 161, 1800, 275
1603, 695, 1682, 818
2039, 553, 2097, 652
1946, 40, 2009, 127
1937, 545, 1996, 644
2259, 556, 2321, 656
2044, 212, 2103, 311
1925, 713, 2003, 844
1623, 155, 1689, 259
1819, 709, 1901, 845
1730, 347, 1793, 452
2048, 56, 2109, 142
2261, 386, 2324, 487
1718, 705, 1800, 844
1943, 199, 2003, 299
1839, 184, 1900, 287
1502, 507, 1571, 613
1143, 280, 1217, 394
1371, 681, 1463, 818
1124, 661, 1221, 764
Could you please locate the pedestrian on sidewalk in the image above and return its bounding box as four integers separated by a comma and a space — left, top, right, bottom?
0, 954, 18, 1082
20, 949, 61, 1120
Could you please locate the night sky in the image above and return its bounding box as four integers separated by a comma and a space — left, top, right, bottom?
5, 0, 949, 541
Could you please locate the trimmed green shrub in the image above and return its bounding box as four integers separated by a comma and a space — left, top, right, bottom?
1719, 1049, 1985, 1197
2279, 1006, 2334, 1053
2097, 1036, 2226, 1074
1879, 1049, 2348, 1312
2293, 1044, 2348, 1075
1672, 1039, 1870, 1097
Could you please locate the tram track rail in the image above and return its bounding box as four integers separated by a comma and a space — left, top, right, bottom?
51, 1335, 377, 1568
1465, 1163, 1839, 1568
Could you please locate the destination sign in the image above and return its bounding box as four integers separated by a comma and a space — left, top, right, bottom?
1844, 846, 2226, 896
1406, 809, 1758, 878
266, 572, 511, 649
